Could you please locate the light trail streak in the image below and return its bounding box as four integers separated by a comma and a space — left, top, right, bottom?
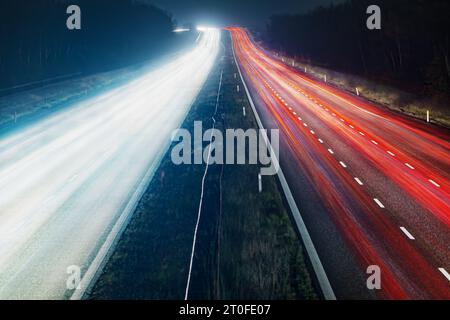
229, 27, 450, 299
0, 29, 220, 299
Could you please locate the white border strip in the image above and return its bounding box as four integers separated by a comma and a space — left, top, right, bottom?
231, 33, 336, 300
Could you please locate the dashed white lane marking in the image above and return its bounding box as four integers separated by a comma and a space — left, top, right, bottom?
400, 227, 415, 240
332, 113, 336, 117
293, 112, 297, 115
310, 130, 315, 135
374, 198, 385, 208
438, 268, 450, 281
272, 78, 445, 248
277, 84, 439, 218
405, 163, 415, 170
387, 151, 395, 157
428, 179, 441, 188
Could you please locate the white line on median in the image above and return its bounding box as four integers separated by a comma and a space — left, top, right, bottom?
185, 70, 224, 300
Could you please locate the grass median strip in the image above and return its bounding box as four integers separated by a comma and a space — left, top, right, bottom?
88, 32, 318, 300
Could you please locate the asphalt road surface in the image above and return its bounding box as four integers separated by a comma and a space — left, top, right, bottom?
0, 29, 220, 299
229, 27, 450, 299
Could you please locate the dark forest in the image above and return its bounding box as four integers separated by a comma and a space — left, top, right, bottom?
0, 0, 174, 88
266, 0, 450, 100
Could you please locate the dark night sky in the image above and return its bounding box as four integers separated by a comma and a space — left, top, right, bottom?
145, 0, 341, 28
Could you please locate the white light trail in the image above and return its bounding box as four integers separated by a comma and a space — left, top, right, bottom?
0, 29, 220, 299
173, 28, 190, 33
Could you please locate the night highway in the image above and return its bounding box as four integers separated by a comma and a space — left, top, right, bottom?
0, 0, 449, 313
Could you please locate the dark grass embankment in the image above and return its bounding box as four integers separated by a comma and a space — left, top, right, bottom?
273, 54, 450, 128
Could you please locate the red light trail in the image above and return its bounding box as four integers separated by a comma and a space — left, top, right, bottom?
229, 27, 450, 299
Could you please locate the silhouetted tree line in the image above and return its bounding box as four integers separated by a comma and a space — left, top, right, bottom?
266, 0, 450, 99
0, 0, 174, 88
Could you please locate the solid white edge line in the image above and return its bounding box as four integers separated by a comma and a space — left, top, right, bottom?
399, 227, 415, 240
231, 35, 336, 300
438, 268, 450, 281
